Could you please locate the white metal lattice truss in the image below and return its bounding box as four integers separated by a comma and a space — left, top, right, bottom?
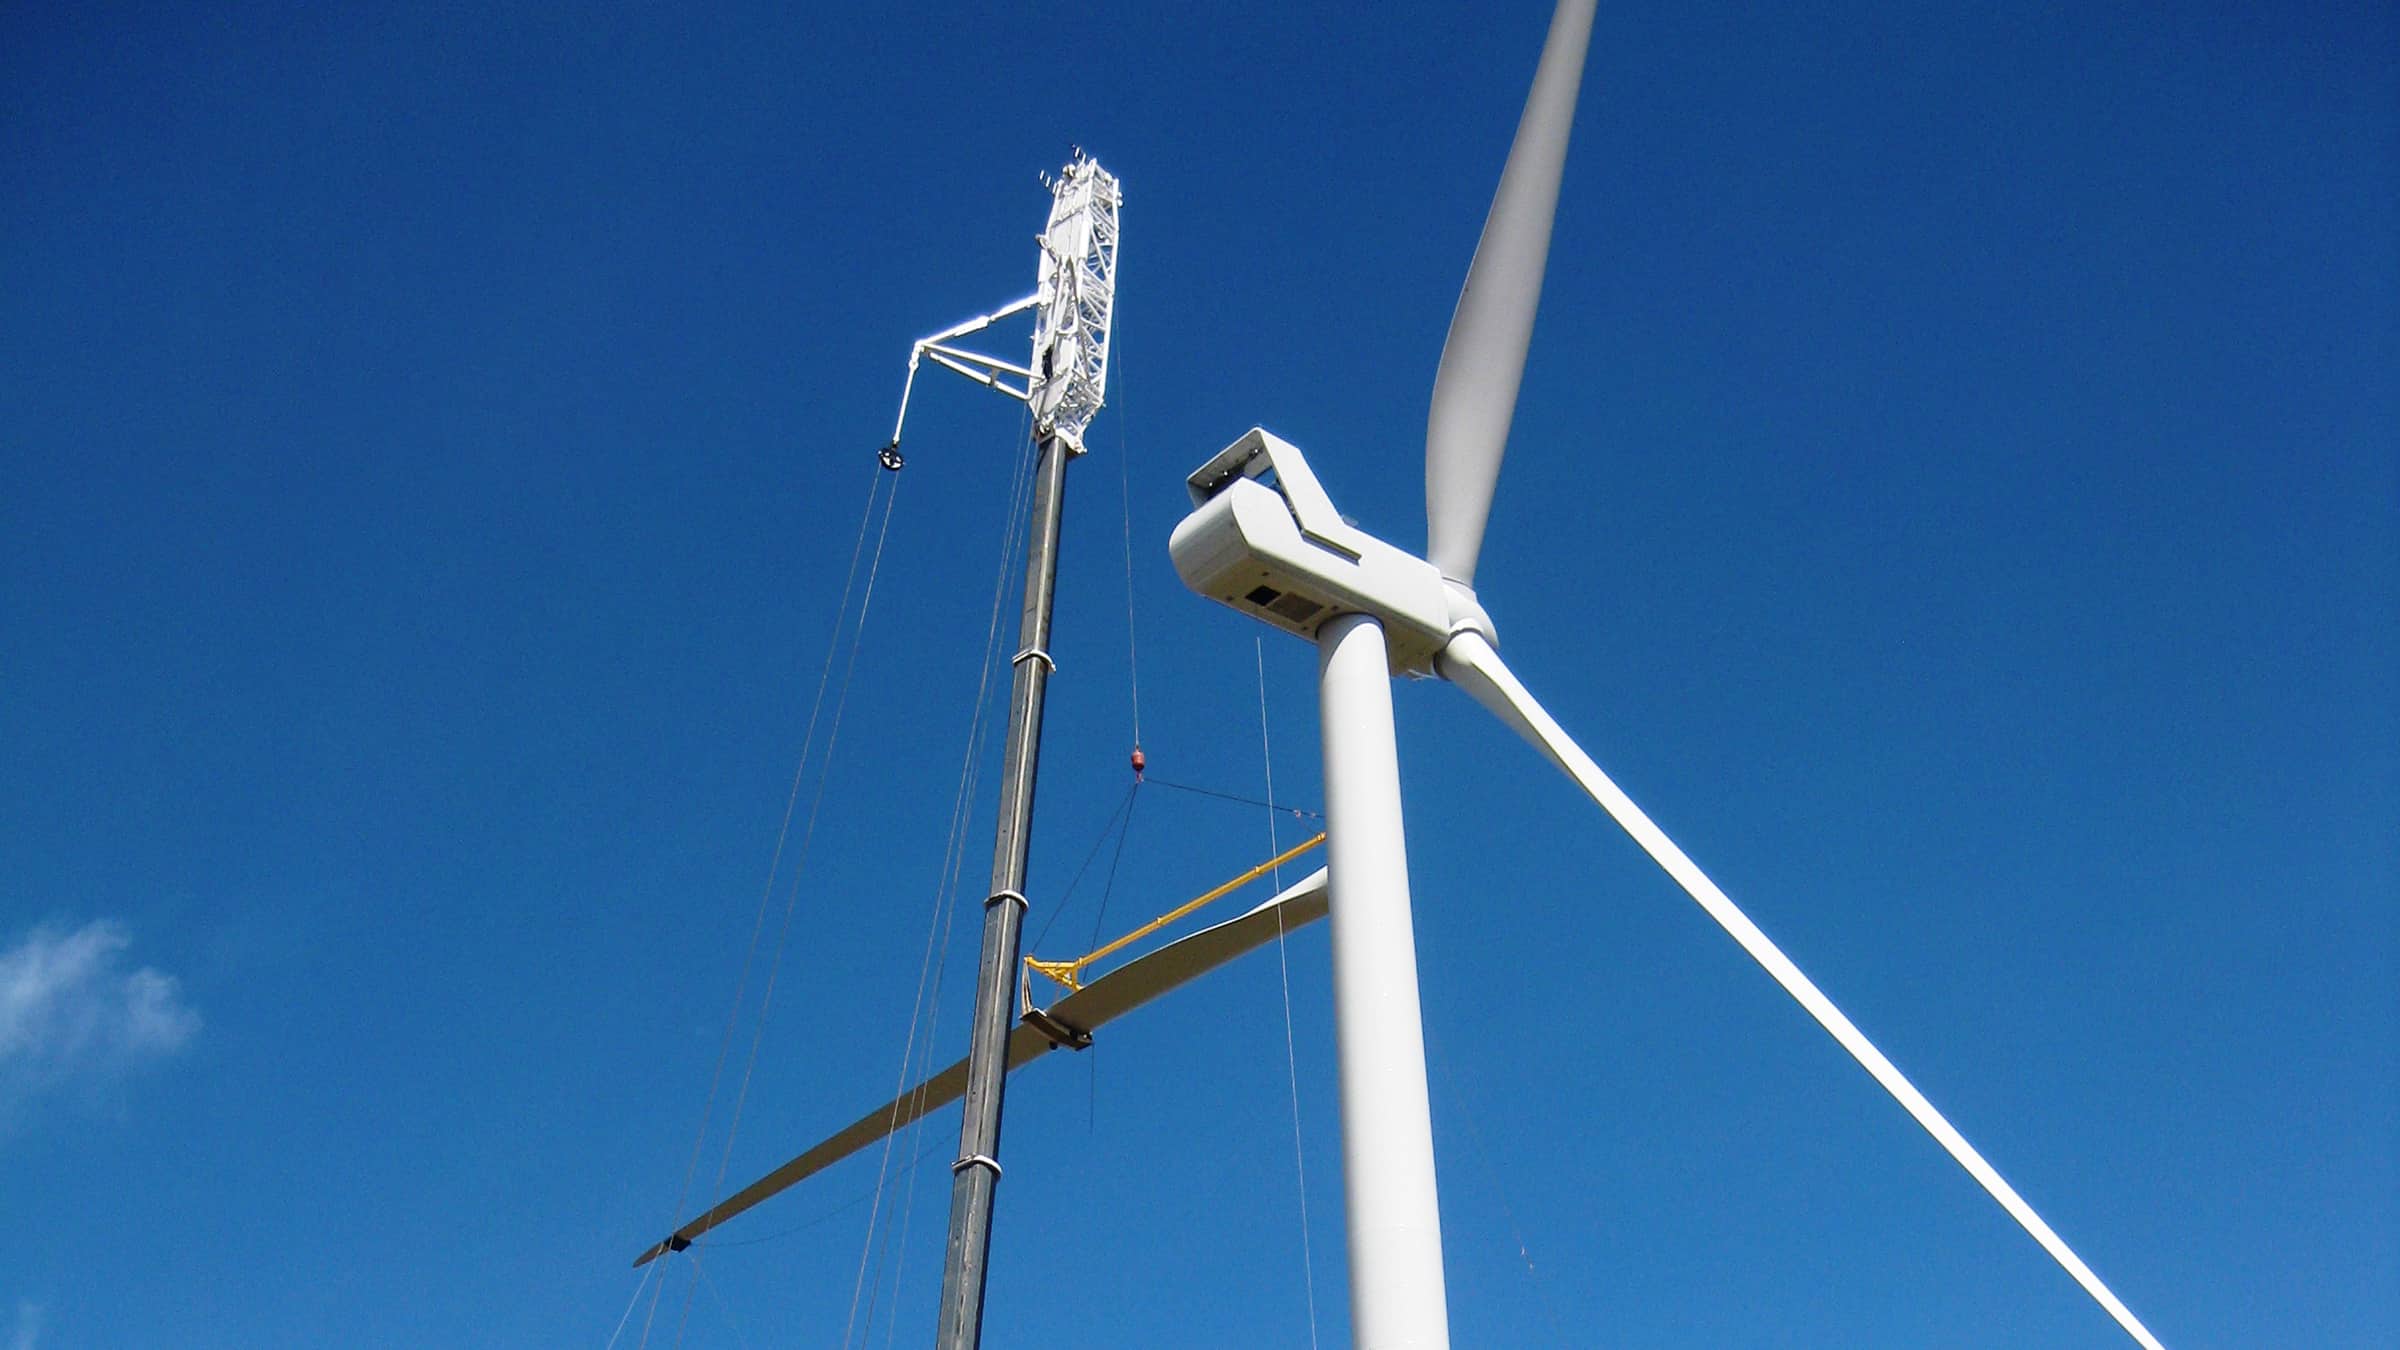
1027, 153, 1120, 445
883, 152, 1121, 459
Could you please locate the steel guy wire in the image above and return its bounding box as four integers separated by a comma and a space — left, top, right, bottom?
1261, 635, 1321, 1350
679, 469, 904, 1350
641, 459, 886, 1350
849, 408, 1040, 1350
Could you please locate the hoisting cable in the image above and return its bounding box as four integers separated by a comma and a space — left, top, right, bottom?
868, 416, 1043, 1322
639, 458, 889, 1350
847, 406, 1042, 1350
1088, 326, 1145, 1145
1025, 780, 1140, 958
1260, 635, 1322, 1350
1022, 831, 1327, 994
864, 412, 1042, 1340
859, 431, 1039, 1348
603, 1262, 659, 1350
1084, 782, 1141, 956
687, 1247, 750, 1350
671, 466, 907, 1350
1080, 772, 1142, 1130
1258, 639, 1284, 890
844, 438, 1029, 1347
1112, 330, 1143, 759
1103, 339, 1145, 1152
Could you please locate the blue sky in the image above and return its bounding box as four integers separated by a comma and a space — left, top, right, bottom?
3, 2, 2393, 1347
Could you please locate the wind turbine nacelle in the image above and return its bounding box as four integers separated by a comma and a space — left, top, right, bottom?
1170, 428, 1458, 674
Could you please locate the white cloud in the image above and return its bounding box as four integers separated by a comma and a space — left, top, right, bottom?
0, 920, 198, 1113
10, 1299, 38, 1350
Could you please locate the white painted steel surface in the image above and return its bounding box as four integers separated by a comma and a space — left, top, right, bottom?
1436, 630, 2170, 1350
1170, 428, 1460, 673
1318, 613, 1451, 1350
1029, 155, 1120, 443
1423, 0, 1595, 588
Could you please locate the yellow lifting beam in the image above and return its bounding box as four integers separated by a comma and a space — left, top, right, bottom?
1024, 832, 1328, 996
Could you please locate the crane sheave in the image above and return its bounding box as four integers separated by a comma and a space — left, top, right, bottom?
1423, 0, 1596, 588
1433, 632, 2171, 1350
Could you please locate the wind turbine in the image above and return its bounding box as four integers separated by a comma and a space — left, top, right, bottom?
1168, 2, 2170, 1347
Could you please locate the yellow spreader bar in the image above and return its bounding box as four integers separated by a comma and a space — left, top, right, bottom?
1025, 832, 1328, 995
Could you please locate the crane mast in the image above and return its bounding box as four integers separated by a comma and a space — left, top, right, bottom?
934, 153, 1119, 1350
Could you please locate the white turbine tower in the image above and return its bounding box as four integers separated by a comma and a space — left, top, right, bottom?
1168, 3, 2171, 1348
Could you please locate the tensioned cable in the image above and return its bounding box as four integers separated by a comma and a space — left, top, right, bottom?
1079, 778, 1140, 1131
1260, 636, 1321, 1350
1084, 787, 1140, 952
1256, 641, 1286, 892
1424, 1025, 1570, 1348
640, 461, 887, 1350
866, 420, 1044, 1331
848, 414, 1042, 1350
1142, 775, 1321, 819
674, 471, 907, 1350
881, 429, 1040, 1328
603, 1263, 658, 1350
1112, 333, 1142, 749
696, 441, 1032, 1297
687, 1248, 750, 1350
1026, 782, 1139, 955
870, 424, 1040, 1338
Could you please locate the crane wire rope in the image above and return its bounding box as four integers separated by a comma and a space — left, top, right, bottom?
669, 468, 907, 1350
1075, 775, 1144, 1130
1074, 361, 1154, 1132
872, 420, 1043, 1339
873, 421, 1044, 1335
845, 411, 1042, 1350
1025, 781, 1139, 955
687, 1247, 750, 1350
1424, 1025, 1571, 1348
638, 459, 888, 1350
1260, 635, 1322, 1350
843, 500, 1015, 1344
603, 1262, 658, 1350
871, 414, 1043, 1335
1142, 775, 1321, 820
1112, 336, 1141, 750
1083, 783, 1140, 953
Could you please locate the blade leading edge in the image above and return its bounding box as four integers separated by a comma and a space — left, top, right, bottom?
1436, 631, 2169, 1350
1424, 0, 1597, 588
634, 867, 1331, 1265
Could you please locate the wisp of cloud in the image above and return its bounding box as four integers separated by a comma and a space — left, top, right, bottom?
0, 919, 198, 1116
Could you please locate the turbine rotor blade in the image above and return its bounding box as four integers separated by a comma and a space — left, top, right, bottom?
634, 868, 1330, 1265
1424, 0, 1597, 588
1435, 631, 2169, 1350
